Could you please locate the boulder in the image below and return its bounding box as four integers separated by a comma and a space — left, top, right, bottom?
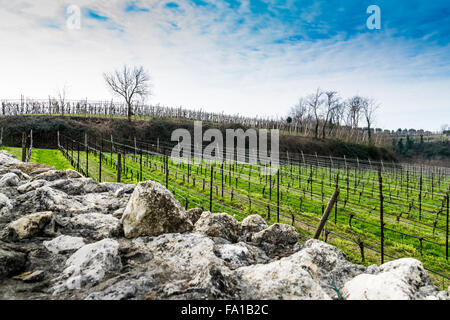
235, 250, 332, 300
52, 239, 122, 294
252, 223, 298, 246
214, 242, 271, 269
43, 235, 86, 254
31, 169, 82, 182
57, 212, 122, 240
9, 162, 53, 175
4, 211, 53, 240
194, 211, 241, 243
241, 214, 268, 233
0, 172, 19, 187
0, 193, 13, 221
17, 179, 48, 194
121, 181, 192, 238
341, 258, 447, 300
0, 150, 20, 166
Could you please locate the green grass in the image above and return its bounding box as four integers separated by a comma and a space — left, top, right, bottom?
1, 146, 75, 171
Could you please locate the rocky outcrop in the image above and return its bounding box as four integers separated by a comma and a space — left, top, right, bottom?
0, 150, 448, 300
121, 181, 193, 238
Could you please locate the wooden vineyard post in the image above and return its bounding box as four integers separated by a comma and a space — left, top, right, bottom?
85, 133, 89, 176
21, 132, 26, 162
313, 188, 340, 239
209, 165, 214, 212
26, 129, 33, 162
378, 167, 385, 264
165, 150, 169, 189
117, 153, 122, 183
99, 139, 103, 182
269, 162, 272, 201
77, 142, 80, 172
221, 162, 224, 197
140, 151, 143, 182
335, 173, 339, 224
277, 168, 280, 223
419, 166, 423, 221
446, 192, 449, 261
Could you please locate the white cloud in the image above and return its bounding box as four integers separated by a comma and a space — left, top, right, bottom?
0, 0, 448, 131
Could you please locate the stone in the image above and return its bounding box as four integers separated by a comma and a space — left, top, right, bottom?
121, 181, 192, 238
241, 214, 268, 233
252, 223, 299, 246
186, 208, 203, 225
9, 162, 53, 175
43, 235, 86, 254
194, 211, 241, 243
12, 270, 45, 282
341, 258, 443, 300
0, 193, 13, 221
235, 250, 332, 300
142, 232, 239, 299
31, 169, 82, 182
52, 239, 122, 294
0, 172, 19, 187
57, 212, 122, 240
0, 248, 27, 278
214, 242, 271, 269
5, 211, 53, 240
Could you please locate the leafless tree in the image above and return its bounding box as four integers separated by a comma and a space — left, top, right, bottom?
362, 98, 379, 144
57, 84, 69, 116
306, 88, 324, 139
322, 91, 339, 139
345, 96, 364, 129
289, 98, 308, 132
103, 65, 151, 121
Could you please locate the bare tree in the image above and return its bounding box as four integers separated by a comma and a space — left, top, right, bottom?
57, 84, 69, 116
362, 98, 379, 144
345, 96, 364, 129
103, 65, 151, 121
306, 88, 323, 139
322, 91, 339, 139
289, 98, 308, 132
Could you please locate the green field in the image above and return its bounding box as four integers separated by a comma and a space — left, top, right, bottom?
2, 143, 449, 288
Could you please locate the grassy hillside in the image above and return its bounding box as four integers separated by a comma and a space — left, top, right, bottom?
0, 115, 396, 161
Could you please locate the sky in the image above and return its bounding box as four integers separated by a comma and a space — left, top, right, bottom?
0, 0, 449, 131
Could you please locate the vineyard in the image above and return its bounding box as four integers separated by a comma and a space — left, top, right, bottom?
29, 131, 447, 289
1, 98, 445, 147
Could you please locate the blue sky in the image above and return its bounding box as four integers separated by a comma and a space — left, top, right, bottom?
0, 0, 449, 130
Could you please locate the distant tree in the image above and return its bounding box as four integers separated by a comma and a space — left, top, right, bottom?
306, 88, 324, 139
406, 135, 414, 149
322, 91, 339, 139
397, 138, 404, 153
345, 96, 364, 129
362, 98, 379, 144
289, 98, 308, 131
103, 65, 151, 121
286, 116, 292, 124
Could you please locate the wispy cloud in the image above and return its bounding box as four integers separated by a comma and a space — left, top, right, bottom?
0, 0, 449, 130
